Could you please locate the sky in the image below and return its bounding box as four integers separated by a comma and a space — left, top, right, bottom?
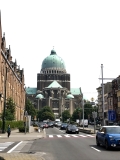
0, 0, 120, 101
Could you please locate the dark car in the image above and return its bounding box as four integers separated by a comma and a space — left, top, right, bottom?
56, 121, 62, 127
60, 123, 68, 130
47, 122, 54, 128
96, 126, 120, 150
66, 124, 79, 134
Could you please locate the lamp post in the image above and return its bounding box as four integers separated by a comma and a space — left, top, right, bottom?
25, 110, 28, 134
82, 99, 84, 129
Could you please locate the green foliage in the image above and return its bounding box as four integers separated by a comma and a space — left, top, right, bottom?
72, 107, 82, 122
18, 126, 29, 132
2, 97, 16, 121
0, 121, 24, 132
37, 106, 55, 121
62, 110, 71, 122
72, 102, 98, 122
25, 99, 37, 119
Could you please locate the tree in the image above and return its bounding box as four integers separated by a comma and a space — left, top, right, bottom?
25, 99, 37, 120
72, 108, 82, 122
3, 97, 16, 121
37, 106, 55, 121
62, 110, 71, 122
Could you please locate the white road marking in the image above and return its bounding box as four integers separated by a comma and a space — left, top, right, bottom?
49, 135, 53, 138
7, 141, 23, 153
0, 142, 14, 152
71, 135, 78, 137
57, 135, 62, 138
91, 147, 101, 152
79, 135, 86, 137
64, 135, 70, 137
87, 135, 94, 137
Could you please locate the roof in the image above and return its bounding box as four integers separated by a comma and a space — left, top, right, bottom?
41, 50, 66, 70
70, 88, 82, 95
46, 80, 63, 88
102, 126, 120, 127
26, 87, 37, 95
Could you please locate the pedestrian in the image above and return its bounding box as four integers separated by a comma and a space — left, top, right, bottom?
7, 125, 11, 138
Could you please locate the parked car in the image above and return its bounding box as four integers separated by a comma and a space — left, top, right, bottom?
54, 121, 62, 127
56, 121, 62, 127
96, 126, 120, 149
80, 119, 88, 127
66, 124, 79, 134
47, 121, 54, 128
60, 123, 68, 130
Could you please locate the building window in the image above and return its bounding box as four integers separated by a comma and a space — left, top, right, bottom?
118, 96, 120, 102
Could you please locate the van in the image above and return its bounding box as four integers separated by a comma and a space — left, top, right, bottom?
80, 119, 88, 127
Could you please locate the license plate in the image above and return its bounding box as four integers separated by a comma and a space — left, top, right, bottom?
72, 131, 75, 132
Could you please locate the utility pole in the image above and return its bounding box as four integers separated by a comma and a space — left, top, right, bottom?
83, 98, 84, 129
101, 64, 104, 126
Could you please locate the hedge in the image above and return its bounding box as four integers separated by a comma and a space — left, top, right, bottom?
0, 120, 24, 131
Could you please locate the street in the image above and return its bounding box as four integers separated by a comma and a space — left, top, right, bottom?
10, 127, 120, 160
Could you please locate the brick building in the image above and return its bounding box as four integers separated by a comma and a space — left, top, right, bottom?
0, 12, 25, 120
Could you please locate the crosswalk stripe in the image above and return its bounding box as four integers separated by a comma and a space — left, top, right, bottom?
79, 135, 86, 137
0, 147, 7, 149
49, 135, 53, 138
57, 135, 62, 138
0, 142, 14, 152
47, 135, 95, 138
71, 135, 78, 137
87, 135, 94, 137
64, 135, 70, 137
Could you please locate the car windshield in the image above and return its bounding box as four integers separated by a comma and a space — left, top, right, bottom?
70, 125, 77, 129
106, 127, 120, 134
62, 123, 67, 125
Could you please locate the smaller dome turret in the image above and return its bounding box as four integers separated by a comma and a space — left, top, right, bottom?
66, 94, 74, 99
36, 94, 44, 99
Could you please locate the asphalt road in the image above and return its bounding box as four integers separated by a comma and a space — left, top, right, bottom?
7, 128, 120, 160
17, 127, 120, 160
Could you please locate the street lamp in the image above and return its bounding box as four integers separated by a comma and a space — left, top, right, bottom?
24, 110, 28, 134
82, 98, 84, 129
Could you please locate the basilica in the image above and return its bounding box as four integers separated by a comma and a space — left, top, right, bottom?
26, 49, 83, 118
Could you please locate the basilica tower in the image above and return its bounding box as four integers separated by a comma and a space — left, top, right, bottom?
37, 49, 70, 91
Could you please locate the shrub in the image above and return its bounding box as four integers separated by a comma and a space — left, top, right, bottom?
0, 120, 24, 131
18, 127, 29, 132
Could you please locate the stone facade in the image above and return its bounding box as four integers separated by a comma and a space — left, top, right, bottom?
0, 12, 25, 120
26, 49, 83, 118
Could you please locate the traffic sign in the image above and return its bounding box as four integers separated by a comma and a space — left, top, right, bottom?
92, 111, 97, 118
108, 110, 116, 121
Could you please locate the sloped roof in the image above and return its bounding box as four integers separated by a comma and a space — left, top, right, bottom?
46, 80, 63, 88
26, 87, 37, 95
70, 88, 82, 95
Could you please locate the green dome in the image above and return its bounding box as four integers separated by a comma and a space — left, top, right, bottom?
66, 94, 74, 99
41, 50, 66, 70
35, 94, 44, 99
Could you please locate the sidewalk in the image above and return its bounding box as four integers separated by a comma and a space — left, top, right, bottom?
0, 127, 46, 143
0, 152, 45, 160
0, 128, 46, 160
